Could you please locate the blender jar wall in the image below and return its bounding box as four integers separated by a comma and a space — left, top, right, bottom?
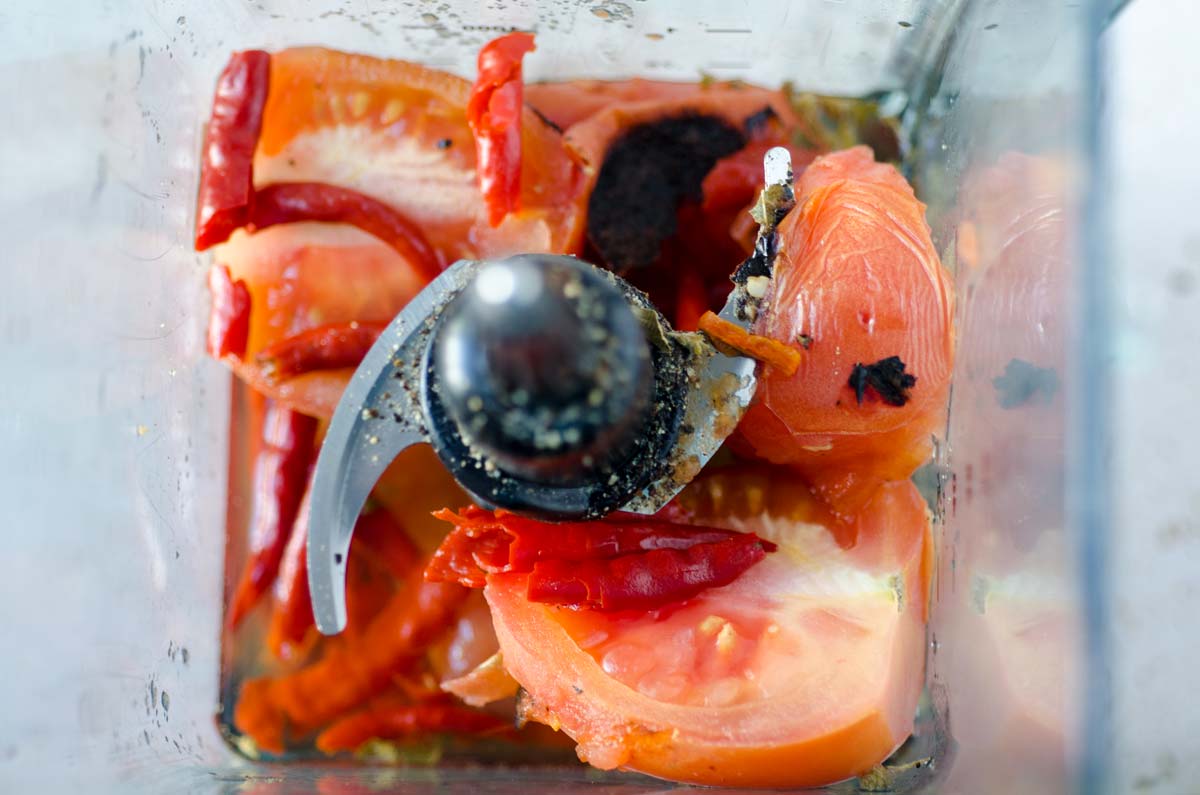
0, 1, 1102, 792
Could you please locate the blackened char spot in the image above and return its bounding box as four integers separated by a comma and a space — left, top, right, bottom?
742, 105, 779, 138
587, 114, 745, 272
848, 356, 916, 407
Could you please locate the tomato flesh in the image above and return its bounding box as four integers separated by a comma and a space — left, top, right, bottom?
486, 472, 931, 787
739, 146, 955, 515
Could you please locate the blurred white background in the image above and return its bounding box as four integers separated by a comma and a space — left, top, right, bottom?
1107, 0, 1200, 791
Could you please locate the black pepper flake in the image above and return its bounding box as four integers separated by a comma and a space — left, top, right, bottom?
797, 334, 813, 349
527, 104, 563, 134
848, 356, 916, 407
435, 138, 453, 150
992, 358, 1058, 409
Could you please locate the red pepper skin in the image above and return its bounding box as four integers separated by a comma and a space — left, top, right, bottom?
525, 534, 772, 612
266, 466, 315, 659
233, 573, 469, 752
255, 321, 387, 383
268, 501, 420, 659
353, 508, 420, 581
206, 264, 252, 359
315, 697, 511, 754
227, 404, 318, 628
195, 51, 270, 251
247, 182, 443, 282
467, 33, 536, 227
427, 507, 775, 611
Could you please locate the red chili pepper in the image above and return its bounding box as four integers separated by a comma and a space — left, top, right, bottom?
206, 263, 251, 359
427, 507, 775, 611
195, 50, 270, 251
247, 182, 443, 282
268, 501, 417, 660
315, 695, 511, 754
353, 508, 421, 581
227, 404, 318, 628
467, 32, 536, 227
254, 321, 387, 384
234, 569, 468, 752
266, 466, 316, 659
525, 534, 771, 612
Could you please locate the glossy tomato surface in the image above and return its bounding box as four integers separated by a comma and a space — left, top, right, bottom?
213, 49, 587, 417
486, 469, 932, 788
739, 146, 955, 514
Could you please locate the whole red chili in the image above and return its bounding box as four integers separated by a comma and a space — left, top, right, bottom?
315, 695, 511, 754
195, 50, 270, 251
255, 321, 387, 384
227, 404, 318, 628
248, 182, 443, 282
233, 571, 468, 752
467, 32, 536, 227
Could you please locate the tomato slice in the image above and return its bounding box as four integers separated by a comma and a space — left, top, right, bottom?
526, 79, 724, 131
255, 47, 585, 260
212, 47, 587, 416
214, 223, 427, 417
485, 470, 931, 788
739, 146, 955, 515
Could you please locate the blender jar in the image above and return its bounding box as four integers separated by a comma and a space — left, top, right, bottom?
0, 1, 1110, 792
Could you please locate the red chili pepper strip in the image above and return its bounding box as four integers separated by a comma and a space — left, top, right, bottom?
266, 466, 315, 659
195, 50, 270, 251
526, 534, 773, 612
315, 696, 512, 754
352, 508, 421, 581
255, 321, 387, 384
427, 507, 775, 612
269, 500, 424, 659
227, 404, 318, 629
206, 263, 251, 359
467, 32, 536, 227
233, 571, 468, 752
247, 182, 444, 282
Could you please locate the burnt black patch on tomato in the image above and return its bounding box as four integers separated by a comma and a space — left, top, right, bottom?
743, 105, 780, 138
848, 356, 916, 407
587, 114, 745, 272
992, 358, 1058, 409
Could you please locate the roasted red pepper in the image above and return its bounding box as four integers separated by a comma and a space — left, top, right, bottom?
526, 534, 771, 611
315, 694, 511, 754
234, 567, 468, 752
227, 404, 318, 628
353, 508, 421, 581
467, 32, 536, 227
247, 183, 443, 282
427, 507, 775, 611
195, 50, 270, 251
206, 263, 252, 359
268, 502, 418, 660
266, 467, 315, 659
255, 321, 387, 384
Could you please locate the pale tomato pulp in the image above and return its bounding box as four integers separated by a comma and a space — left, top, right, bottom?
739, 146, 955, 516
486, 474, 932, 788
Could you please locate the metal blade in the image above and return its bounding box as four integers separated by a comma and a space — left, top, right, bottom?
308, 259, 481, 635
620, 146, 794, 513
